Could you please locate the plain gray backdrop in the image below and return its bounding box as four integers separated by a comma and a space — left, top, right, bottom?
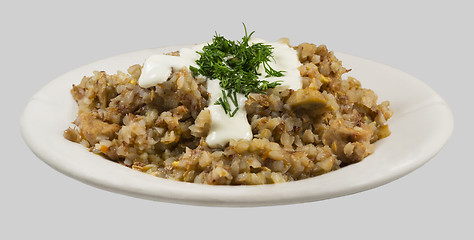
2, 0, 472, 239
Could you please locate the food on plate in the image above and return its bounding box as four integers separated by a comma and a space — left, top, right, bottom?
64, 25, 392, 185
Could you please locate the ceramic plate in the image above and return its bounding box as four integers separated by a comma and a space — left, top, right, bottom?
21, 46, 453, 207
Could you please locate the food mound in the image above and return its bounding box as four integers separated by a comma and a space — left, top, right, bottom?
64, 30, 392, 185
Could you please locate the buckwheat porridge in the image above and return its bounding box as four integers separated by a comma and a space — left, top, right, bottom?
64, 27, 392, 185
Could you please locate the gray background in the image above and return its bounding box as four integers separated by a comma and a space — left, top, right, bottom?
2, 0, 472, 239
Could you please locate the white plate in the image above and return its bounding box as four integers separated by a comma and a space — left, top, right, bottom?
21, 46, 453, 207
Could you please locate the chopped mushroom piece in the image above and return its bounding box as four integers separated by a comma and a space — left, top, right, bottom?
286, 87, 334, 116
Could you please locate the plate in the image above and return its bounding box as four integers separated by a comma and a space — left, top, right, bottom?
21, 46, 453, 207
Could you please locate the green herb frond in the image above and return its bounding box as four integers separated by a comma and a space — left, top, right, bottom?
192, 24, 284, 116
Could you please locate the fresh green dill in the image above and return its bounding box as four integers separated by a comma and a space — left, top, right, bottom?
190, 24, 284, 117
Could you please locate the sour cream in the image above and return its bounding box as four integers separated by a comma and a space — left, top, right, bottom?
138, 44, 204, 88
205, 80, 252, 147
250, 38, 302, 90
138, 39, 302, 148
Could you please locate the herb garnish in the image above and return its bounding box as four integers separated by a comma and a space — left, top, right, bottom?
190, 24, 284, 117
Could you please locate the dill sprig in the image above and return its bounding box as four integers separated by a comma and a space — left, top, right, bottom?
190, 24, 284, 117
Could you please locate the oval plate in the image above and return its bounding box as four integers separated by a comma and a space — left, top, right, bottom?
21, 46, 453, 207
